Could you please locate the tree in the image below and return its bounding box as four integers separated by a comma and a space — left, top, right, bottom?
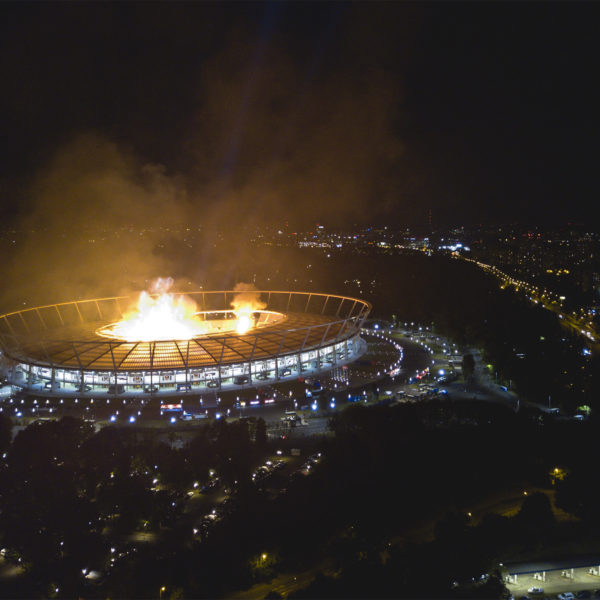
462, 353, 475, 382
0, 418, 98, 573
255, 418, 267, 449
434, 511, 470, 544
514, 492, 556, 540
555, 469, 592, 521
0, 413, 12, 454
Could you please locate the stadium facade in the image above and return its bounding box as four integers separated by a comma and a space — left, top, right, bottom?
0, 291, 370, 396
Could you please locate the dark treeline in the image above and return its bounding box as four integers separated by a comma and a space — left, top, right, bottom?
2, 401, 599, 598
287, 403, 600, 599
0, 416, 266, 597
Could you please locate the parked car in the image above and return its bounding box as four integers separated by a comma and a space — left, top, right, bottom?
558, 593, 575, 600
527, 588, 544, 595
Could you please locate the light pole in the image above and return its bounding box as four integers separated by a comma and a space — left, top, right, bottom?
160, 586, 166, 600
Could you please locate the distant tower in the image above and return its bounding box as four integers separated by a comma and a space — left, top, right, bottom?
427, 208, 432, 230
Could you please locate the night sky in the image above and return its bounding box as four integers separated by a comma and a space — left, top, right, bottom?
1, 1, 599, 229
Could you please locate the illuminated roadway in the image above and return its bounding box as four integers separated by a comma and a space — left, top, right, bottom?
460, 256, 598, 347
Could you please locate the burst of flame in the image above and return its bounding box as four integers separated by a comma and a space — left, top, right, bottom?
110, 290, 207, 341
230, 284, 266, 335
235, 313, 253, 335
99, 280, 266, 342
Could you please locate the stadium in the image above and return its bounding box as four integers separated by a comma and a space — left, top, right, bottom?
0, 290, 371, 397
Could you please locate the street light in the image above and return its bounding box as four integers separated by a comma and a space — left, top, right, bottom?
160, 586, 166, 599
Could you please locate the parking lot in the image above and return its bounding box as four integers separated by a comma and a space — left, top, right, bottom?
507, 566, 600, 599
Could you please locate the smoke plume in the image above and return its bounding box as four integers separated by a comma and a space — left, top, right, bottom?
230, 283, 266, 314
0, 133, 191, 308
